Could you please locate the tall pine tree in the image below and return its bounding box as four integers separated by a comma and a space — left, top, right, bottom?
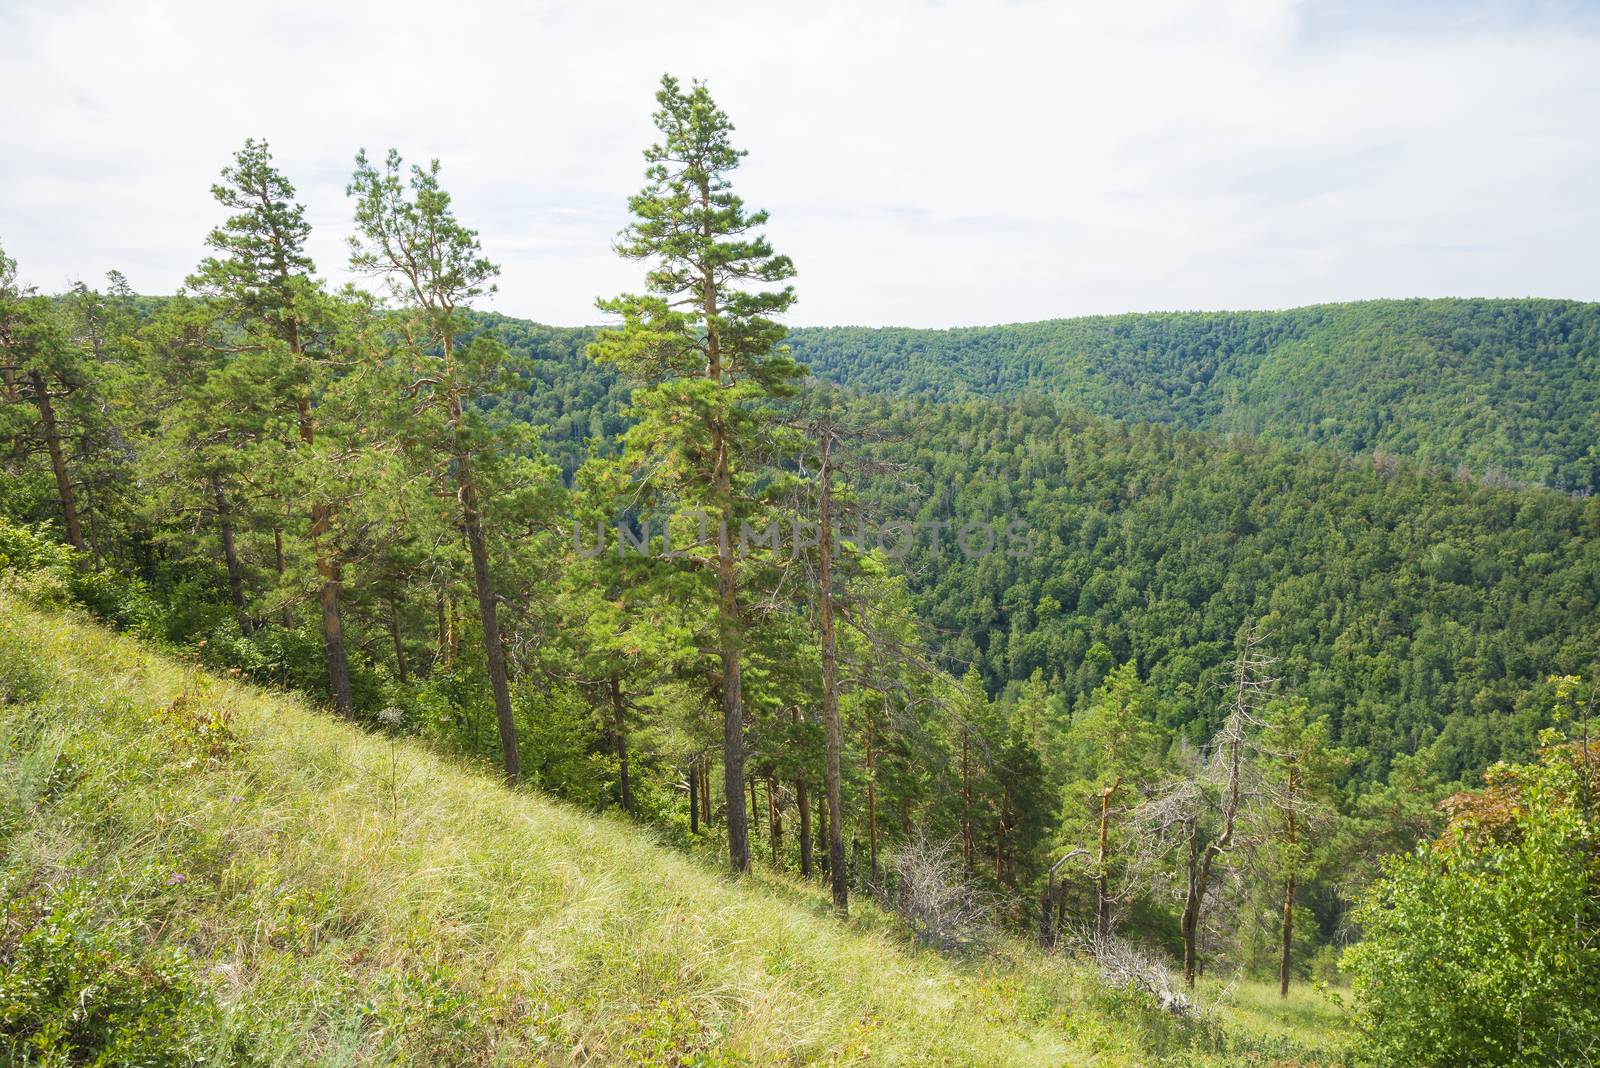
349, 149, 524, 782
592, 75, 801, 874
188, 140, 356, 714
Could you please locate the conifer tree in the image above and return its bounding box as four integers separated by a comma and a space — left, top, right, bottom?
1057, 662, 1165, 937
592, 75, 801, 874
189, 140, 356, 714
349, 148, 524, 782
1258, 696, 1345, 996
0, 248, 92, 553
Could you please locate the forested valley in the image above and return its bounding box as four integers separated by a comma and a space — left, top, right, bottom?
2, 76, 1596, 1067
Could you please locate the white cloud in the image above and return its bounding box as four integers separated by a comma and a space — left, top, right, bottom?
2, 0, 1596, 326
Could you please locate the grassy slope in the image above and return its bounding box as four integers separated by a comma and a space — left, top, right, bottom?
0, 597, 1345, 1066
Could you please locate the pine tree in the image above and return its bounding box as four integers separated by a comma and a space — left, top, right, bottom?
0, 247, 96, 553
1258, 696, 1345, 996
349, 149, 524, 782
1057, 662, 1166, 937
592, 75, 801, 874
189, 139, 356, 714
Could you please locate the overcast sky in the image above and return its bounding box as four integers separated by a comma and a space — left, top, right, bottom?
2, 0, 1597, 327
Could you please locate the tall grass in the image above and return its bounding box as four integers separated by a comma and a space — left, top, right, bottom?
0, 596, 1345, 1065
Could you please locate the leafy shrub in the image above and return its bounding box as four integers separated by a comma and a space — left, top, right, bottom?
0, 517, 161, 635
1343, 713, 1600, 1066
66, 568, 163, 636
0, 879, 254, 1066
613, 997, 748, 1066
0, 519, 74, 608
364, 961, 493, 1064
0, 518, 75, 578
155, 692, 244, 763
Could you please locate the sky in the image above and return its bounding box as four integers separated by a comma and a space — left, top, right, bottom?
2, 0, 1598, 328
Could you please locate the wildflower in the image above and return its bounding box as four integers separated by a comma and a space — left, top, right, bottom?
166, 871, 187, 886
378, 706, 405, 728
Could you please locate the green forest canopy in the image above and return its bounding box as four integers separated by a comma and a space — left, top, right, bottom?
784, 299, 1600, 494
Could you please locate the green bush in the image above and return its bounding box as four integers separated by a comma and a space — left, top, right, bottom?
0, 520, 75, 607
364, 961, 495, 1064
0, 519, 75, 577
0, 880, 254, 1066
0, 518, 161, 636
66, 568, 163, 636
1343, 716, 1600, 1066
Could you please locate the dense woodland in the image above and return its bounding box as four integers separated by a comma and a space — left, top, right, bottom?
786, 302, 1600, 494
2, 75, 1597, 1066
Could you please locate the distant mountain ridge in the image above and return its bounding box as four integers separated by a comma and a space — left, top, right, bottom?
783, 298, 1600, 494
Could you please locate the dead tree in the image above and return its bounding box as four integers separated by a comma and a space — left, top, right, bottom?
1138, 623, 1276, 987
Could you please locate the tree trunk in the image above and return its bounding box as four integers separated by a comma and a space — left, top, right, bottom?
1182, 630, 1261, 988
272, 527, 292, 627
1181, 818, 1202, 988
610, 673, 632, 814
700, 755, 713, 826
435, 591, 447, 663
715, 472, 750, 872
308, 509, 354, 717
767, 772, 782, 868
793, 706, 812, 877
818, 794, 830, 879
1096, 776, 1121, 939
866, 707, 879, 877
688, 758, 699, 834
317, 548, 354, 717
456, 437, 520, 785
389, 597, 409, 684
961, 729, 974, 871
995, 791, 1006, 885
749, 775, 759, 833
1279, 870, 1295, 997
209, 473, 250, 633
83, 482, 102, 570
817, 430, 847, 913
295, 396, 353, 718
698, 201, 751, 875
29, 370, 83, 550
797, 775, 812, 876
1279, 773, 1298, 997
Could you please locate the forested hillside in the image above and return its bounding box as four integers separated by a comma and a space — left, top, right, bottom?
833, 392, 1600, 782
786, 300, 1600, 493
470, 319, 1600, 782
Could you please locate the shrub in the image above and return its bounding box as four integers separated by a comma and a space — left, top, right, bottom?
0, 519, 75, 578
0, 879, 254, 1066
1342, 723, 1600, 1066
0, 517, 161, 636
364, 961, 492, 1064
66, 568, 163, 636
0, 519, 75, 608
